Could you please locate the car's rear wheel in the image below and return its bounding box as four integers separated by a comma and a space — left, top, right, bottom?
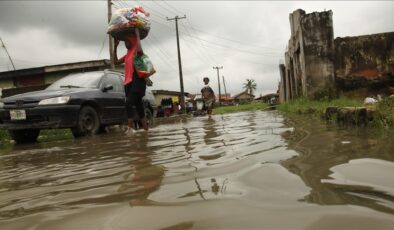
135, 107, 153, 129
71, 106, 100, 137
9, 129, 40, 144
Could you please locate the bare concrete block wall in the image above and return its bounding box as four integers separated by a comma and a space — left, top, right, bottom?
279, 10, 394, 101
300, 10, 336, 99
334, 32, 394, 97
279, 64, 286, 103
282, 9, 336, 101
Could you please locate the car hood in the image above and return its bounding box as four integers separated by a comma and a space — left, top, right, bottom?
2, 88, 97, 102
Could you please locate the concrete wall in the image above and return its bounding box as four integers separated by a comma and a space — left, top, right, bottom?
279, 9, 394, 101
279, 64, 286, 103
334, 32, 394, 97
302, 11, 336, 99
282, 9, 335, 101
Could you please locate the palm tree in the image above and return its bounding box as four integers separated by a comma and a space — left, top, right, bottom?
243, 79, 257, 95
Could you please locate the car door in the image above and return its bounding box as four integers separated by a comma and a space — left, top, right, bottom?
99, 73, 127, 124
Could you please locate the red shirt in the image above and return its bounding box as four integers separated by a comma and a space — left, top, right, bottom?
121, 36, 138, 85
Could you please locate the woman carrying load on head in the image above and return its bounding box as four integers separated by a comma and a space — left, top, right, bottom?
114, 29, 148, 134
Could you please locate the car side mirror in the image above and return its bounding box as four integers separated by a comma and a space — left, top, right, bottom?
103, 84, 114, 92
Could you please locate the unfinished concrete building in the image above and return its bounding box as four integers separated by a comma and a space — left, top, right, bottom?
279, 9, 394, 102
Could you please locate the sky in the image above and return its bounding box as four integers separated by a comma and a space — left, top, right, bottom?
0, 1, 393, 97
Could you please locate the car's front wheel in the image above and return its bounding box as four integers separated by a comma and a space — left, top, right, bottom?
9, 129, 40, 144
71, 106, 100, 137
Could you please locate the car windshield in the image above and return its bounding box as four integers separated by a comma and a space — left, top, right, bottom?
47, 72, 103, 90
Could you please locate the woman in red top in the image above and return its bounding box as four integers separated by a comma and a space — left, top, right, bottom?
114, 30, 148, 133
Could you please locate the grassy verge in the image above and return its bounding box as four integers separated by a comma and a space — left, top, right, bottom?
276, 97, 363, 116
0, 129, 9, 141
214, 102, 269, 115
277, 96, 394, 128
37, 129, 73, 141
370, 97, 394, 128
0, 129, 73, 146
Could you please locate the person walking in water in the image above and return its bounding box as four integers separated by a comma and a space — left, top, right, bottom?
114, 29, 148, 133
201, 77, 215, 120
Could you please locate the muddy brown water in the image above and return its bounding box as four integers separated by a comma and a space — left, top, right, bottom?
0, 111, 393, 229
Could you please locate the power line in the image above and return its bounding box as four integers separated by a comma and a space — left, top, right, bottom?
97, 36, 107, 59
182, 34, 282, 57
111, 2, 281, 57
179, 20, 216, 65
161, 0, 185, 16
0, 37, 16, 70
179, 24, 283, 52
122, 0, 168, 19
183, 19, 218, 64
178, 27, 214, 67
152, 0, 179, 16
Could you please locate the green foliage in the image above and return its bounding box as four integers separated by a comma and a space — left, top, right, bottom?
0, 128, 72, 147
38, 129, 73, 141
276, 97, 363, 117
0, 129, 9, 142
277, 96, 394, 128
369, 97, 394, 128
243, 79, 257, 95
239, 100, 250, 105
214, 103, 268, 115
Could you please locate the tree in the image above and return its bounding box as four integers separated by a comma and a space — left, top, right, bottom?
243, 79, 257, 95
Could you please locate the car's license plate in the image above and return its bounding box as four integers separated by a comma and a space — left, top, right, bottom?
10, 110, 26, 120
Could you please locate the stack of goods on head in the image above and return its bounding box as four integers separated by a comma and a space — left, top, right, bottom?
107, 6, 150, 40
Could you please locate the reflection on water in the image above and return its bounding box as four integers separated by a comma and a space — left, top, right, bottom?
281, 115, 394, 214
0, 111, 393, 229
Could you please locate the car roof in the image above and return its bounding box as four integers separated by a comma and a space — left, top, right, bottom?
104, 69, 124, 76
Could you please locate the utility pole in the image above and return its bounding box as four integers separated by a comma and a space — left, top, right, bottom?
213, 66, 223, 106
167, 15, 187, 113
0, 37, 16, 71
107, 0, 115, 69
222, 75, 228, 99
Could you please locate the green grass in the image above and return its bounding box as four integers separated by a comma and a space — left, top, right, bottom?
214, 102, 269, 115
276, 97, 363, 116
0, 128, 73, 146
369, 97, 394, 128
0, 129, 9, 141
277, 96, 394, 128
37, 129, 73, 141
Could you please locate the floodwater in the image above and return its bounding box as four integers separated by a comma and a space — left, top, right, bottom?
0, 111, 393, 229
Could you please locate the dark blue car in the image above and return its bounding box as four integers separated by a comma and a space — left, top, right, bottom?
0, 70, 157, 143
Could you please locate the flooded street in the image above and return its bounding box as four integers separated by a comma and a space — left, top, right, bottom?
0, 111, 393, 229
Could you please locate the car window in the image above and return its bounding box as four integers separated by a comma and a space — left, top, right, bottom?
47, 72, 103, 89
101, 74, 124, 93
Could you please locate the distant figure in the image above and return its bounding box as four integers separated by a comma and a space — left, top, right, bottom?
270, 96, 276, 105
201, 77, 215, 119
114, 30, 148, 134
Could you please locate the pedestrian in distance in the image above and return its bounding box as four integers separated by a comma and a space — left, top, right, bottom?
201, 77, 215, 120
114, 29, 148, 134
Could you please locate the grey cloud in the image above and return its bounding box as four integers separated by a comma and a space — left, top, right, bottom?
1, 1, 393, 96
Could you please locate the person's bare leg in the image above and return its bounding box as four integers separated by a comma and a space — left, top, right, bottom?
128, 118, 136, 129
207, 109, 212, 119
125, 118, 136, 134
140, 117, 149, 131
